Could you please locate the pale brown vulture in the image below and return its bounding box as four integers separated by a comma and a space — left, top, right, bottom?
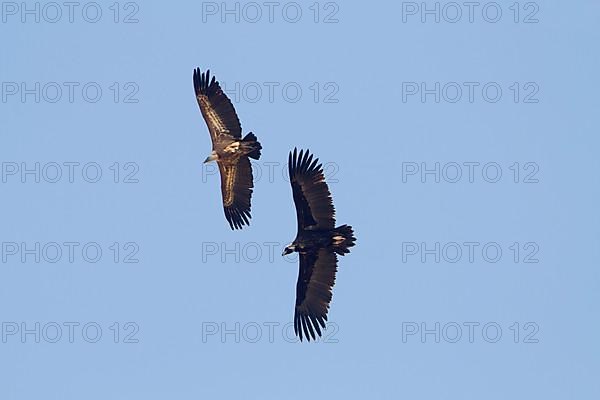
193, 68, 262, 229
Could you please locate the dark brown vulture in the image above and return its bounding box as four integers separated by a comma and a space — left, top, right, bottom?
193, 67, 262, 230
282, 148, 356, 341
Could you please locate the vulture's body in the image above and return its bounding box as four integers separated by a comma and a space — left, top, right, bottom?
193, 68, 262, 230
283, 148, 356, 341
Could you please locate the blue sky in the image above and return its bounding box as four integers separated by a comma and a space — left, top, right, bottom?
1, 1, 599, 399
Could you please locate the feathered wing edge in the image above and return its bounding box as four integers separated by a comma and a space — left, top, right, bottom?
294, 249, 338, 342
193, 67, 242, 140
219, 157, 254, 230
288, 148, 336, 231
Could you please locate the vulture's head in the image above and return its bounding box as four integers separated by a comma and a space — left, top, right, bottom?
203, 151, 218, 163
282, 244, 296, 256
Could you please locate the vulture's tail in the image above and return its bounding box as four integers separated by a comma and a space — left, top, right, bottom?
242, 132, 262, 160
332, 225, 356, 255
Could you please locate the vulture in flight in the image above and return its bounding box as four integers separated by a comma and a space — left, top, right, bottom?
283, 148, 356, 342
193, 67, 262, 229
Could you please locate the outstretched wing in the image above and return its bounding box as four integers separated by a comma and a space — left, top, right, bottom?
218, 156, 254, 230
193, 68, 242, 143
294, 248, 338, 342
288, 148, 335, 231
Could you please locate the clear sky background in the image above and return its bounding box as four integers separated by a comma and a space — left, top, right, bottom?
1, 1, 599, 399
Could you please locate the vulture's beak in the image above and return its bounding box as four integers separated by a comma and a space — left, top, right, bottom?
282, 246, 294, 256
203, 152, 218, 164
